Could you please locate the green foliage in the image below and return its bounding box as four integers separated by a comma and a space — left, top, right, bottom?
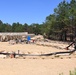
44, 0, 76, 41
59, 69, 76, 75
12, 22, 24, 32
69, 69, 76, 75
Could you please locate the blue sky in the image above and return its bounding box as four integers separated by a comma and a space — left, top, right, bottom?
0, 0, 70, 25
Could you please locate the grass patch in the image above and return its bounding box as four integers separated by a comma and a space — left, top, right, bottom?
59, 69, 76, 75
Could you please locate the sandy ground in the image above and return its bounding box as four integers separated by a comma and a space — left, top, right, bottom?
0, 42, 76, 75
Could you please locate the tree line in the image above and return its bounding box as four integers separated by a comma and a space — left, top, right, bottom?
45, 0, 76, 41
0, 21, 42, 34
0, 0, 76, 41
